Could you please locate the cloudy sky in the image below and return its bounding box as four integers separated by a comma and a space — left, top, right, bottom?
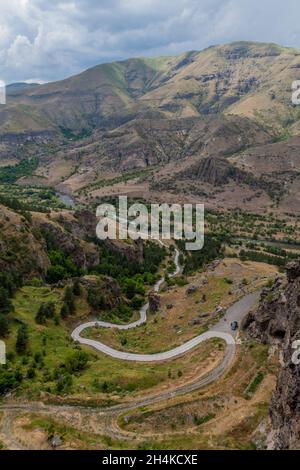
0, 0, 300, 83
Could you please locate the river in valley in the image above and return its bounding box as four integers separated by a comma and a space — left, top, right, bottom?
57, 193, 76, 208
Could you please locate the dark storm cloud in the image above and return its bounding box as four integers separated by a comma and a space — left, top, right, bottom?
0, 0, 299, 83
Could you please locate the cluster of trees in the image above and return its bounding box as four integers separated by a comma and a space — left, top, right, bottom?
87, 287, 111, 311
0, 183, 66, 213
94, 241, 165, 306
0, 287, 13, 315
206, 208, 300, 244
0, 370, 23, 395
0, 192, 30, 214
0, 272, 22, 338
0, 271, 31, 396
263, 244, 299, 259
244, 241, 300, 260
0, 314, 9, 337
54, 350, 89, 394
64, 350, 89, 373
239, 249, 292, 267
46, 250, 82, 284
177, 235, 224, 274
35, 302, 56, 324
0, 157, 39, 184
40, 227, 83, 284
0, 346, 89, 397
0, 191, 49, 215
59, 125, 94, 141
86, 283, 133, 321
60, 281, 80, 319
86, 241, 167, 320
143, 243, 167, 274
16, 324, 29, 354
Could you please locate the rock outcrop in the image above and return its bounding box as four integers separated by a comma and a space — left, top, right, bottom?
180, 157, 245, 186
0, 203, 50, 279
33, 214, 99, 270
0, 204, 101, 280
243, 277, 287, 343
148, 291, 160, 313
106, 239, 144, 264
81, 275, 122, 310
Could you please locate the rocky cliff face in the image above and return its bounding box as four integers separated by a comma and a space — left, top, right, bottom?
106, 238, 144, 264
0, 203, 50, 279
148, 291, 161, 313
180, 156, 245, 186
0, 200, 148, 282
0, 204, 102, 280
244, 262, 300, 449
3, 42, 300, 214
32, 213, 100, 271
243, 277, 288, 344
81, 275, 122, 310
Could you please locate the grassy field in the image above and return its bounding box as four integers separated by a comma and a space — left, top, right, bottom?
0, 258, 280, 450
2, 286, 225, 402
117, 340, 278, 450
82, 259, 278, 354
13, 339, 277, 450
83, 276, 231, 354
0, 184, 70, 211
21, 414, 110, 450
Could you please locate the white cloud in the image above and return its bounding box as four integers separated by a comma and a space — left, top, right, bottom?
0, 0, 299, 83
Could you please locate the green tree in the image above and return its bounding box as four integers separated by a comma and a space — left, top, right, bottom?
0, 372, 17, 395
56, 373, 73, 393
16, 324, 29, 354
64, 351, 89, 373
35, 303, 46, 325
72, 279, 81, 296
0, 287, 13, 314
63, 286, 75, 314
46, 265, 66, 283
14, 369, 23, 384
60, 303, 70, 319
27, 367, 36, 379
35, 302, 55, 324
0, 314, 9, 337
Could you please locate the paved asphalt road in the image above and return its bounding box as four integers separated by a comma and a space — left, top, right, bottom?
71, 246, 259, 362
0, 246, 261, 448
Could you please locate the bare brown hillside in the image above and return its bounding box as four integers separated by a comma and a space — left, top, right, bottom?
1, 41, 300, 213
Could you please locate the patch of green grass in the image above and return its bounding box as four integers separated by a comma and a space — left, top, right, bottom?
78, 167, 154, 194
3, 286, 220, 400
143, 56, 173, 72
244, 371, 265, 399
0, 440, 6, 450
193, 412, 216, 426
0, 184, 69, 212
23, 415, 108, 449
83, 276, 229, 354
0, 158, 39, 184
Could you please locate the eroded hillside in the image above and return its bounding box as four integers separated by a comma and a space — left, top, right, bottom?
1, 42, 300, 214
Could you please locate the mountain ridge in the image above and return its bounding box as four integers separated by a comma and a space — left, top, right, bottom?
1, 41, 298, 134
2, 41, 300, 214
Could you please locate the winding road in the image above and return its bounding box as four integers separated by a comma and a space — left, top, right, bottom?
0, 246, 260, 449
71, 246, 259, 363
